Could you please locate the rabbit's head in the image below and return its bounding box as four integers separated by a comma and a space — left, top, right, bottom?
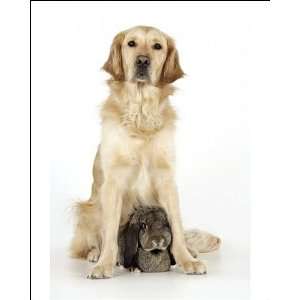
123, 206, 172, 268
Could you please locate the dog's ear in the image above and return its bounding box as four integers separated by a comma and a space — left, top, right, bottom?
160, 36, 184, 84
102, 32, 125, 81
123, 215, 139, 268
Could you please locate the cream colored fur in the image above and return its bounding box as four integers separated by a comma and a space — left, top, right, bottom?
70, 26, 220, 279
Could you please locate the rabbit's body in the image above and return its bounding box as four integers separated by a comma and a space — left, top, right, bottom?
136, 248, 171, 272
118, 206, 174, 272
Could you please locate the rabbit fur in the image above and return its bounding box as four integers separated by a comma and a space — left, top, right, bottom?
118, 206, 175, 272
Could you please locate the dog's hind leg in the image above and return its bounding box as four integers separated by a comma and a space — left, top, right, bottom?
70, 199, 102, 261
69, 223, 89, 259
86, 233, 101, 263
70, 145, 104, 261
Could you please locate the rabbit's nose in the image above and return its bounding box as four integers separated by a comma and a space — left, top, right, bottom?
152, 237, 166, 249
151, 240, 158, 247
159, 238, 165, 248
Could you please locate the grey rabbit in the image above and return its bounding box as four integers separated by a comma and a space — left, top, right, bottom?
118, 206, 176, 272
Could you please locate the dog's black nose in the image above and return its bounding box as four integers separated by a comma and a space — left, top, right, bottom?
136, 55, 150, 67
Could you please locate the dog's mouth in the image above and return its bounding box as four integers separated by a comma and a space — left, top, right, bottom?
135, 68, 150, 82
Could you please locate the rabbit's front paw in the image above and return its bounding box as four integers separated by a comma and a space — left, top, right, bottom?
129, 267, 141, 273
181, 259, 207, 275
87, 263, 113, 279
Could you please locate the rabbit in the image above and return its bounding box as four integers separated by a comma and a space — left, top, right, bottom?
118, 206, 176, 272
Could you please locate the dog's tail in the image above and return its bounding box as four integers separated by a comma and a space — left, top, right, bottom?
184, 229, 221, 258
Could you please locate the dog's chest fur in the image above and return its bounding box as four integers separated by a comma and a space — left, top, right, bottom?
119, 120, 170, 206
121, 84, 163, 135
101, 83, 176, 214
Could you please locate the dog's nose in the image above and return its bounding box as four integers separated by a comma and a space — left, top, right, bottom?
136, 55, 150, 67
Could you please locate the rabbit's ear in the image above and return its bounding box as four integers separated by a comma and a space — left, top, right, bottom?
169, 250, 176, 266
123, 218, 139, 268
168, 231, 176, 266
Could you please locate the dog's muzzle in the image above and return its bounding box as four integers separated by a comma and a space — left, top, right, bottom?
135, 55, 150, 81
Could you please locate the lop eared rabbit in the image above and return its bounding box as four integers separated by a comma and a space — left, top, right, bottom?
118, 206, 176, 272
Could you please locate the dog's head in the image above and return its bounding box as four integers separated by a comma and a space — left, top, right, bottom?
123, 206, 172, 268
103, 26, 184, 85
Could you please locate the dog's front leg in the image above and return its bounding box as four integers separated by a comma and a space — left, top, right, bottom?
87, 177, 123, 279
154, 171, 207, 275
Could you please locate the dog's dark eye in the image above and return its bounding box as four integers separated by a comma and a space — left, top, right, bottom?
128, 40, 136, 47
141, 223, 147, 230
153, 43, 162, 50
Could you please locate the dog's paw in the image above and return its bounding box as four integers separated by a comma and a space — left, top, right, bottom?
185, 230, 222, 254
207, 236, 221, 252
87, 248, 100, 263
181, 260, 207, 275
87, 264, 113, 279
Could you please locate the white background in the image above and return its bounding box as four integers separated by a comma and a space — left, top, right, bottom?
1, 1, 300, 300
32, 2, 252, 299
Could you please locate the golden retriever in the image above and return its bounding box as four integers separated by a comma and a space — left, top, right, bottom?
70, 26, 220, 279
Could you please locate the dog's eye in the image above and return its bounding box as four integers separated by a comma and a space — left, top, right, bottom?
141, 223, 147, 230
153, 43, 162, 50
128, 40, 136, 47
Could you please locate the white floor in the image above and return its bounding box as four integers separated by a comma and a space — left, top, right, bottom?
51, 240, 249, 300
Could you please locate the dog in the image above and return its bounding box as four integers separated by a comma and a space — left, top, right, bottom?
70, 26, 220, 279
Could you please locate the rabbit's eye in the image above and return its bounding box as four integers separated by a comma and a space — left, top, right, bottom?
141, 223, 147, 230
